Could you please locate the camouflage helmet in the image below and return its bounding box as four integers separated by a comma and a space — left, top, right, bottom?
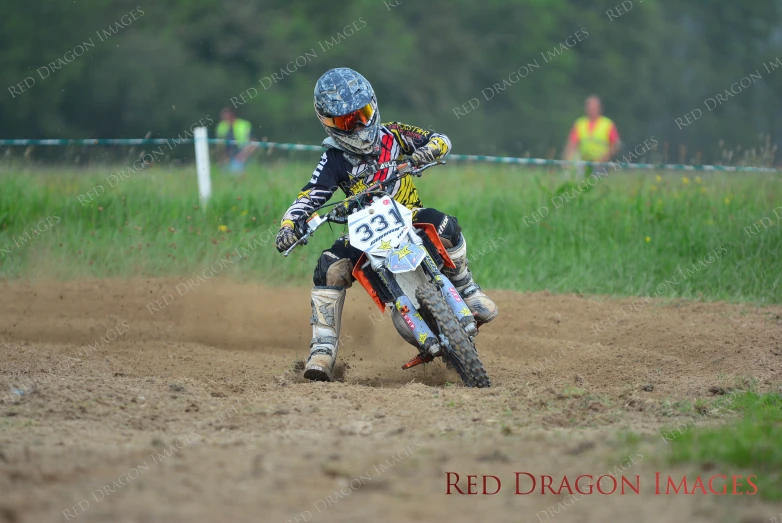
314, 68, 380, 155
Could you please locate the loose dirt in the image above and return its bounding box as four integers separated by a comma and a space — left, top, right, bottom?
0, 279, 780, 523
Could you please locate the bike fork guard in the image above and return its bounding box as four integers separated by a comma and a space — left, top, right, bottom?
422, 256, 475, 326
393, 295, 439, 351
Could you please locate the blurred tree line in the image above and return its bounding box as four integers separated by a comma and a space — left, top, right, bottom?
1, 0, 781, 164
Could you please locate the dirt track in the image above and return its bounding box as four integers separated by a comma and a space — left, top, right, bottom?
0, 279, 781, 523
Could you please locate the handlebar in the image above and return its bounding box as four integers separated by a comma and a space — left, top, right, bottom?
282, 208, 335, 257
282, 159, 445, 257
373, 159, 445, 190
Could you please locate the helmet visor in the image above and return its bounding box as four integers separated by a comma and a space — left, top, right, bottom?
317, 102, 376, 132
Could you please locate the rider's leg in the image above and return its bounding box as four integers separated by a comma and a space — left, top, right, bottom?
305, 236, 360, 382
413, 208, 499, 324
441, 233, 499, 324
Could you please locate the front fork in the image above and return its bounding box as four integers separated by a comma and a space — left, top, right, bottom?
421, 254, 478, 337
376, 252, 478, 359
372, 265, 439, 356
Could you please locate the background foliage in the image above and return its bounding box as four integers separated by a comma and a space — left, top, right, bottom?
2, 0, 782, 163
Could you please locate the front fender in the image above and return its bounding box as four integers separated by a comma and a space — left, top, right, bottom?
385, 241, 426, 273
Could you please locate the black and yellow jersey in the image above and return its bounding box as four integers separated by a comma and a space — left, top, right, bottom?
281, 122, 451, 225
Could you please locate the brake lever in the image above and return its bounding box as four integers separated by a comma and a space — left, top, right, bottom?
293, 219, 309, 238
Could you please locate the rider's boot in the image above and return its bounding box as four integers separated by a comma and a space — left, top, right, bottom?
442, 234, 498, 324
304, 286, 346, 382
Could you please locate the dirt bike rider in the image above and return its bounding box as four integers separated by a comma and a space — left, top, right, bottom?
275, 67, 498, 382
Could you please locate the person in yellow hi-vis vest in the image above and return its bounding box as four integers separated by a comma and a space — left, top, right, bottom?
564, 96, 620, 175
216, 107, 255, 173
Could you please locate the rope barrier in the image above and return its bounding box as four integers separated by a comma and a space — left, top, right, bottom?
1, 138, 778, 173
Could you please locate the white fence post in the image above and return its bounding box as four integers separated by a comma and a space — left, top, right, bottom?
194, 127, 212, 207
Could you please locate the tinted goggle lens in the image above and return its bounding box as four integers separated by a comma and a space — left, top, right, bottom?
318, 103, 375, 131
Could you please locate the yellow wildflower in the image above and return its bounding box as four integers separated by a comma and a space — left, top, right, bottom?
724, 197, 730, 205
695, 176, 702, 183
645, 236, 651, 243
218, 225, 228, 232
655, 175, 662, 182
681, 176, 690, 184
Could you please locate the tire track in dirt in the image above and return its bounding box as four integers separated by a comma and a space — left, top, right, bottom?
0, 279, 780, 523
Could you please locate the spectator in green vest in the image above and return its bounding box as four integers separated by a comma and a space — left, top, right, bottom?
216, 107, 255, 173
563, 96, 620, 177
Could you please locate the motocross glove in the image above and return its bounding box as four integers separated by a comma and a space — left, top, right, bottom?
275, 220, 299, 253
409, 145, 438, 167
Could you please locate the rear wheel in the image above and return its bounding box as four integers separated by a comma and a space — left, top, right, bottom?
415, 282, 490, 388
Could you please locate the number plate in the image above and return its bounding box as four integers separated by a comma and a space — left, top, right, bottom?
347, 197, 412, 254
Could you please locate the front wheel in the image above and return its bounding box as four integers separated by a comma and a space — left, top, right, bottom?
415, 283, 490, 388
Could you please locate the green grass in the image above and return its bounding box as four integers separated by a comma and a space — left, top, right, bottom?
0, 160, 781, 302
666, 392, 782, 500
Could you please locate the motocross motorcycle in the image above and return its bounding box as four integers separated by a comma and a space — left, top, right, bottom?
284, 160, 490, 388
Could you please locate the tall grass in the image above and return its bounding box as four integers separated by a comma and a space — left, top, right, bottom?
0, 161, 780, 302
